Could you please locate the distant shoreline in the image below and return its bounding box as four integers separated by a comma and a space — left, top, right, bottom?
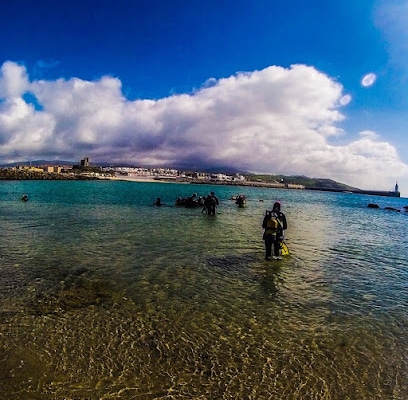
0, 170, 400, 197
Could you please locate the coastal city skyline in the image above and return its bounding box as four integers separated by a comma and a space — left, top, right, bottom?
1, 156, 401, 198
1, 1, 408, 196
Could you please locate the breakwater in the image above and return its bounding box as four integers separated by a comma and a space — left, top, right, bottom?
157, 177, 401, 198
307, 186, 400, 197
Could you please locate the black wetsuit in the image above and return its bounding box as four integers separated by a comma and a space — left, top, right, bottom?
205, 194, 219, 215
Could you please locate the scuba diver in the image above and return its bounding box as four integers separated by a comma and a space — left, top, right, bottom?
185, 193, 198, 208
262, 210, 278, 260
262, 201, 288, 260
235, 194, 246, 208
271, 201, 287, 259
205, 191, 219, 215
154, 197, 164, 206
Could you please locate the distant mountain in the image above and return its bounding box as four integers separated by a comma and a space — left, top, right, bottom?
244, 173, 360, 191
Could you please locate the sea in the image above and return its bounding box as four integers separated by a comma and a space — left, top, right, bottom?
0, 179, 407, 400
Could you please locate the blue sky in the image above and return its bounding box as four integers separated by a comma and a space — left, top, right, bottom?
1, 0, 408, 195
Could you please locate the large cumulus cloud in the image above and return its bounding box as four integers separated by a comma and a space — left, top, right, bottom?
0, 60, 407, 191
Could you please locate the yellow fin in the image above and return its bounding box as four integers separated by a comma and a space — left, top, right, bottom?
280, 242, 289, 256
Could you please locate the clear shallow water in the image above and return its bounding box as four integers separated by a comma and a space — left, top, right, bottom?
0, 180, 407, 399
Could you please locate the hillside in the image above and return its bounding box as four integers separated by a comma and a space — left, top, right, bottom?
245, 174, 359, 191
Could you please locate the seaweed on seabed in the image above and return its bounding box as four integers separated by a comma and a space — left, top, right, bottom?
206, 254, 259, 279
27, 274, 122, 316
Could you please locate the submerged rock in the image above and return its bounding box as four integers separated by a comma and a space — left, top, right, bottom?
367, 203, 379, 208
384, 206, 400, 212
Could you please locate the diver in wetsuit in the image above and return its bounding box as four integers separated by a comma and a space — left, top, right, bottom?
271, 201, 287, 259
205, 191, 219, 215
154, 197, 164, 206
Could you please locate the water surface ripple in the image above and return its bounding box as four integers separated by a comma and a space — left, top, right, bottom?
0, 180, 407, 399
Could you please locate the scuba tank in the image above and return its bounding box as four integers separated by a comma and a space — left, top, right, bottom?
264, 211, 278, 235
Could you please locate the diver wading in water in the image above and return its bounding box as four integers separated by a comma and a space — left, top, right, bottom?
153, 197, 164, 206
235, 194, 246, 208
262, 201, 288, 260
271, 201, 287, 259
262, 210, 278, 260
204, 191, 219, 215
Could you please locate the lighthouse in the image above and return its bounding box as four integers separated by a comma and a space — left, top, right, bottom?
395, 181, 400, 196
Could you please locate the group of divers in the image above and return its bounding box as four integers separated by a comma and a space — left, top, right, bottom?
154, 192, 288, 260
21, 190, 287, 259
153, 191, 247, 215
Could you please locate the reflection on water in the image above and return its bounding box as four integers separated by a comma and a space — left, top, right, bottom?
0, 181, 408, 399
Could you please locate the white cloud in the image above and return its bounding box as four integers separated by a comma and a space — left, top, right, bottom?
361, 73, 377, 87
0, 60, 408, 193
0, 61, 29, 98
339, 94, 352, 105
